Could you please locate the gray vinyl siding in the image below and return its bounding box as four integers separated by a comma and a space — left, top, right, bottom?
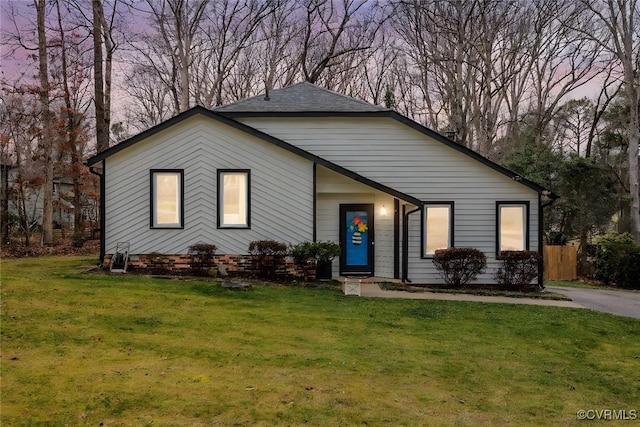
315, 166, 398, 278
104, 115, 313, 255
242, 116, 539, 284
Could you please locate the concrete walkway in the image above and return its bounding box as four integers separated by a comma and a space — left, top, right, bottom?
358, 282, 584, 308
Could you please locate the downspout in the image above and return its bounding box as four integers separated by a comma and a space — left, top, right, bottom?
393, 198, 400, 279
312, 163, 317, 242
539, 191, 559, 289
402, 204, 421, 283
89, 160, 105, 266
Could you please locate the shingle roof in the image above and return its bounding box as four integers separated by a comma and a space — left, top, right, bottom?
215, 82, 388, 113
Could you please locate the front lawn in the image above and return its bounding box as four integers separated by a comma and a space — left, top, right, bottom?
2, 256, 639, 426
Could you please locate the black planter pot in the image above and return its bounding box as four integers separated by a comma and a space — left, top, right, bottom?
316, 261, 333, 281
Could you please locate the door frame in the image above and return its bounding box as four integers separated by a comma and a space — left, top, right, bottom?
339, 203, 375, 276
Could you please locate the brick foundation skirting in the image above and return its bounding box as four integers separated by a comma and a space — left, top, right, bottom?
103, 253, 315, 280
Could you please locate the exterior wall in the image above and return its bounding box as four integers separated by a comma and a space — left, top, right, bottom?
241, 116, 540, 284
104, 114, 314, 256
316, 166, 399, 278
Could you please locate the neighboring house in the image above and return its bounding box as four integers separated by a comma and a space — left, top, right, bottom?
1, 163, 96, 239
86, 82, 556, 284
1, 162, 12, 243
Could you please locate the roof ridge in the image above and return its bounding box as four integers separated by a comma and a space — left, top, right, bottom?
215, 81, 387, 113
288, 81, 386, 109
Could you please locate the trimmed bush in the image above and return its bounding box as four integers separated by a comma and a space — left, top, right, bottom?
188, 243, 218, 276
290, 241, 341, 281
494, 251, 542, 292
291, 241, 341, 263
290, 242, 316, 280
432, 248, 487, 287
290, 242, 315, 264
248, 240, 288, 279
594, 232, 640, 289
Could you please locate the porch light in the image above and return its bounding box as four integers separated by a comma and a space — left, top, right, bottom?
380, 205, 387, 216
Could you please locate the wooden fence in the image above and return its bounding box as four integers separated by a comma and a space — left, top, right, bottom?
544, 245, 577, 280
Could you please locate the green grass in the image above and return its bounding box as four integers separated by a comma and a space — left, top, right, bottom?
2, 256, 639, 426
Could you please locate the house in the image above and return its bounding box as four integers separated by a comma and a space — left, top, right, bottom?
1, 170, 93, 237
86, 82, 556, 284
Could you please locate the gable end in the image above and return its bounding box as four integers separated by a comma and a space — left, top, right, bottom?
85, 106, 423, 207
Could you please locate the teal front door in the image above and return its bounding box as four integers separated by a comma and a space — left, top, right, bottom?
339, 204, 374, 275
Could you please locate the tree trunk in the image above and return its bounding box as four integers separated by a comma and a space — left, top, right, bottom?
93, 0, 108, 153
36, 0, 53, 245
625, 82, 640, 243
622, 26, 640, 243
607, 0, 640, 243
1, 165, 9, 244
101, 7, 113, 149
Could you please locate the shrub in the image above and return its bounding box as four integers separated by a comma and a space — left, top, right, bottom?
315, 241, 341, 263
594, 232, 640, 289
290, 241, 341, 281
248, 240, 287, 279
290, 241, 341, 263
290, 242, 316, 280
494, 251, 542, 292
290, 242, 315, 265
188, 243, 218, 276
432, 248, 487, 288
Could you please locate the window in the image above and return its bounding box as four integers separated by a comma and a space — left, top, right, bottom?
423, 202, 453, 257
497, 202, 529, 253
218, 170, 250, 228
151, 170, 183, 228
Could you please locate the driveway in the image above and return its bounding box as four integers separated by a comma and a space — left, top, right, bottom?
546, 286, 640, 319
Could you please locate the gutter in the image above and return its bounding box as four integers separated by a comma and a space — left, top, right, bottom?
88, 160, 106, 265
402, 205, 422, 283
538, 190, 559, 288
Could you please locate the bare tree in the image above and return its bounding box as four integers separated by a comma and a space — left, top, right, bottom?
298, 0, 378, 85
576, 0, 640, 242
36, 0, 54, 245
54, 0, 93, 233
126, 0, 210, 115
193, 0, 271, 106
392, 0, 606, 157
66, 0, 125, 150
0, 87, 44, 246
258, 0, 304, 92
526, 0, 604, 149
123, 67, 177, 131
92, 0, 108, 152
392, 0, 483, 148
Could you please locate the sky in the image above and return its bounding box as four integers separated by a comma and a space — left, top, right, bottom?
0, 0, 607, 119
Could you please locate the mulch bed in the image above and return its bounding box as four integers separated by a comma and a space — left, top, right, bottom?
1, 240, 100, 258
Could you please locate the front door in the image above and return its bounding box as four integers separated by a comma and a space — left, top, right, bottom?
339, 204, 374, 275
